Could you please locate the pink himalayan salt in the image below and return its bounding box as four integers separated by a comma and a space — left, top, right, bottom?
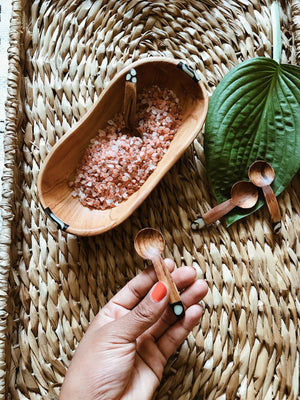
71, 86, 182, 210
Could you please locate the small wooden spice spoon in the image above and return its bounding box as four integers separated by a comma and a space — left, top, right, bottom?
248, 160, 281, 232
134, 228, 185, 318
123, 68, 141, 137
191, 181, 258, 230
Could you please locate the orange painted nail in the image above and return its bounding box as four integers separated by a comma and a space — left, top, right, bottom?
151, 281, 167, 303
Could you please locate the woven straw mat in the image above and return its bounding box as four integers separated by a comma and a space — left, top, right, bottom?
1, 0, 300, 399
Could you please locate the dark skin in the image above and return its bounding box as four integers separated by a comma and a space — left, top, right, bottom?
60, 259, 208, 400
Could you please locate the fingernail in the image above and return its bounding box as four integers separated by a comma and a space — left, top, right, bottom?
151, 281, 167, 303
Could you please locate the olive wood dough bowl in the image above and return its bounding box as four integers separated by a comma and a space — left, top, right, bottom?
37, 57, 208, 236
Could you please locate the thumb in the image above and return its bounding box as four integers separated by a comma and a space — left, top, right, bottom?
112, 281, 169, 342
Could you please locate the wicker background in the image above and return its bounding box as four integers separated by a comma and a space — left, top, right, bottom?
1, 0, 300, 399
0, 0, 11, 231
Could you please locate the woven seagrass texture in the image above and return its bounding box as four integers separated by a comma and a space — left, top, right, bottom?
1, 0, 300, 399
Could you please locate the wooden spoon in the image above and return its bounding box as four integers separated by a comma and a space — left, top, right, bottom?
123, 68, 140, 137
248, 160, 281, 232
134, 228, 185, 318
191, 181, 258, 230
37, 57, 208, 236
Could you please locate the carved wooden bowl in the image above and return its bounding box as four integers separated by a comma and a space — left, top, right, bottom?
37, 57, 208, 236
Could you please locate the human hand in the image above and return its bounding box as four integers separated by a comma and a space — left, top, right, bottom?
60, 260, 208, 400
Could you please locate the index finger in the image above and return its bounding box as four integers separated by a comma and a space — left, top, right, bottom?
111, 259, 175, 310
91, 263, 159, 329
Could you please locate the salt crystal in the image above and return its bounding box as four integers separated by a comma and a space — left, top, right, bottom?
72, 85, 182, 210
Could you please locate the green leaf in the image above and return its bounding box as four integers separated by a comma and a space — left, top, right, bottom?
204, 57, 300, 226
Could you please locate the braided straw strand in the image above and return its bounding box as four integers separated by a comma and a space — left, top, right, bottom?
2, 0, 300, 399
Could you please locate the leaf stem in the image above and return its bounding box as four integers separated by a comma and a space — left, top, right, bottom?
271, 1, 281, 64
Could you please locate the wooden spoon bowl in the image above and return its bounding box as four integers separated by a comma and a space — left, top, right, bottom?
230, 180, 259, 208
134, 227, 165, 259
37, 58, 208, 236
248, 160, 281, 231
248, 160, 275, 187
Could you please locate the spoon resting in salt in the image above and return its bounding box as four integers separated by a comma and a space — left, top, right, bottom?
191, 181, 258, 230
123, 68, 141, 137
134, 228, 185, 318
248, 160, 281, 233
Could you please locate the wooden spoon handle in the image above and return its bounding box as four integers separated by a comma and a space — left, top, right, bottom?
124, 69, 137, 130
202, 199, 235, 226
262, 185, 281, 231
152, 255, 185, 318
